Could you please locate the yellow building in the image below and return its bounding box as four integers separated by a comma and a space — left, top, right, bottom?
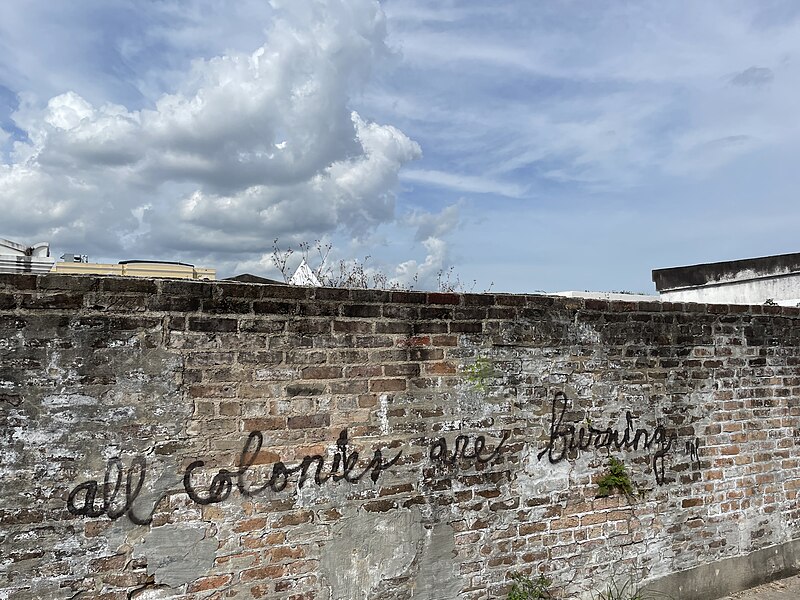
1, 237, 215, 279
52, 260, 215, 280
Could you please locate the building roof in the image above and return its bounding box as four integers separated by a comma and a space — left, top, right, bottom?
0, 237, 51, 257
225, 273, 287, 285
289, 259, 322, 286
652, 251, 800, 292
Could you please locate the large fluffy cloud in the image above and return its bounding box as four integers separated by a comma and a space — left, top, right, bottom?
0, 0, 420, 270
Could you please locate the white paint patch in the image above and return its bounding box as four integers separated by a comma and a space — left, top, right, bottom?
255, 367, 299, 381
46, 350, 65, 380
11, 428, 62, 446
42, 394, 98, 408
107, 406, 136, 421
107, 336, 139, 348
378, 393, 390, 435
125, 369, 149, 382
515, 443, 572, 498
102, 445, 121, 460
436, 420, 462, 432
573, 320, 602, 344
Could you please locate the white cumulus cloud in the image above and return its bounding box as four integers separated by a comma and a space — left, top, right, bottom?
0, 0, 421, 269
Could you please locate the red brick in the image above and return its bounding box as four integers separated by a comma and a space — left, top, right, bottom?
301, 366, 342, 379
370, 379, 407, 392
427, 292, 460, 305
241, 565, 286, 582
188, 574, 233, 592
287, 414, 330, 429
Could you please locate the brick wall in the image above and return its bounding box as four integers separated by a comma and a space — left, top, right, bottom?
1, 273, 800, 600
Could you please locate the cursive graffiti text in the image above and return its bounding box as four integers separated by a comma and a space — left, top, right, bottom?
185, 429, 402, 505
537, 392, 679, 484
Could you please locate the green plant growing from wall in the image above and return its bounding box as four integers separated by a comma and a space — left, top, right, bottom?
596, 457, 634, 498
593, 577, 673, 600
463, 357, 494, 393
506, 573, 553, 600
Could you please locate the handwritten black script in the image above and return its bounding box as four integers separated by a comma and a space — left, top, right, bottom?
67, 428, 510, 521
429, 430, 511, 466
185, 429, 402, 505
537, 391, 679, 484
66, 456, 159, 525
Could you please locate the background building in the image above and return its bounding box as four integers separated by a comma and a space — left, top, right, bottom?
0, 237, 215, 280
0, 238, 55, 274
652, 252, 800, 306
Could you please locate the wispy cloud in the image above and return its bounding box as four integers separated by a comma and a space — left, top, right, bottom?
370, 0, 800, 193
730, 66, 774, 87
401, 169, 525, 198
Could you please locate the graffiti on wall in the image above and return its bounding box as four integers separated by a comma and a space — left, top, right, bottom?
538, 391, 702, 484
184, 429, 402, 505
66, 392, 702, 522
66, 428, 510, 522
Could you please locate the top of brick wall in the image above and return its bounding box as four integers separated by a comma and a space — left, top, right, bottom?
1, 272, 798, 318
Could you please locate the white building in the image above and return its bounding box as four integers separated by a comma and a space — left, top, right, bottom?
0, 238, 56, 274
289, 259, 322, 286
652, 252, 800, 306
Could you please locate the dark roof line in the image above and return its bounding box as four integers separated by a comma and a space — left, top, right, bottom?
652, 251, 800, 291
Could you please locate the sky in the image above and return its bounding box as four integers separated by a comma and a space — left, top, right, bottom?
2, 0, 800, 294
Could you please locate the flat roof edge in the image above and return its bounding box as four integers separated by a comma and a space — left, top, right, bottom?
652, 251, 800, 291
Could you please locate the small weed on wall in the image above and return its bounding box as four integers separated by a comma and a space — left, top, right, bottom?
506, 573, 553, 600
596, 457, 635, 499
463, 357, 494, 394
593, 577, 674, 600
506, 568, 674, 600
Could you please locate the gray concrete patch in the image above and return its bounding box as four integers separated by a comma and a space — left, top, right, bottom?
132, 524, 218, 589
412, 521, 461, 599
644, 539, 800, 600
720, 574, 800, 600
320, 507, 464, 600
321, 507, 425, 600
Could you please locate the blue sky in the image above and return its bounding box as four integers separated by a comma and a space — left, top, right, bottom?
2, 0, 800, 293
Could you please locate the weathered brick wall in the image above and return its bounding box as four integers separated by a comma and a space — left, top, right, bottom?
1, 273, 800, 600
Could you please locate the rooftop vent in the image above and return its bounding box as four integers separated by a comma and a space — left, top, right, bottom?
60, 254, 88, 263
